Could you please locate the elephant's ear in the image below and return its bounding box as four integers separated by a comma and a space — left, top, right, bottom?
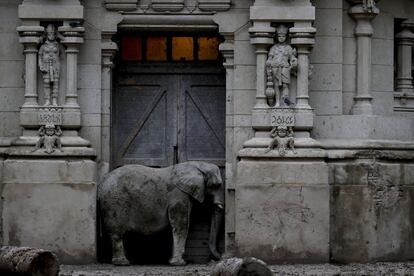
172, 164, 205, 203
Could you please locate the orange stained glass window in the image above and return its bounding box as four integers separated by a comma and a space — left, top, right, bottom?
121, 37, 142, 61
146, 37, 168, 61
198, 37, 219, 60
172, 37, 194, 61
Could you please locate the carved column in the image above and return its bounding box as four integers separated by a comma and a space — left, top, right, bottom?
17, 26, 44, 108
249, 24, 275, 109
349, 1, 379, 115
290, 27, 316, 110
396, 23, 414, 93
59, 26, 84, 108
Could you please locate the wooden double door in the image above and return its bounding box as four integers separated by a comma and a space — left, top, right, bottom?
111, 63, 225, 263
112, 64, 225, 169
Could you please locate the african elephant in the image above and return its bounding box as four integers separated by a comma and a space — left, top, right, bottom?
98, 161, 224, 266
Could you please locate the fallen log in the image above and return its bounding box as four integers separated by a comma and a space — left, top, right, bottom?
211, 257, 273, 276
0, 246, 59, 276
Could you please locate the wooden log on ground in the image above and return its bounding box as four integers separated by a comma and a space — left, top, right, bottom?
211, 257, 273, 276
0, 246, 59, 276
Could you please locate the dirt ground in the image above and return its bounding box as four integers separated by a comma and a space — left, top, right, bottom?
60, 262, 414, 276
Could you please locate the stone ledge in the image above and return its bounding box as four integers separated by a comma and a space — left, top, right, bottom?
313, 115, 414, 141
250, 6, 315, 21
4, 146, 96, 158
18, 5, 84, 20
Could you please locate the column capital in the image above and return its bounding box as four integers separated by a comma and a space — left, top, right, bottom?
17, 25, 44, 45
290, 27, 316, 48
219, 40, 234, 69
102, 31, 118, 69
249, 25, 275, 46
102, 42, 118, 69
396, 24, 414, 43
349, 2, 379, 21
59, 26, 85, 46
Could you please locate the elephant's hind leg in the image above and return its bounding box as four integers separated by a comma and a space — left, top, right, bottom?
168, 201, 191, 266
111, 233, 129, 266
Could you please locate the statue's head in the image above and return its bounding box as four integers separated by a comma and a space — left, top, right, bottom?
276, 24, 288, 43
277, 126, 288, 138
46, 24, 57, 41
45, 124, 56, 136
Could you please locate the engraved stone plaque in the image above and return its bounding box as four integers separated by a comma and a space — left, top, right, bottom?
271, 108, 295, 128
38, 107, 63, 126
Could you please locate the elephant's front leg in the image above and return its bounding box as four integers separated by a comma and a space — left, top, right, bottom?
168, 200, 191, 266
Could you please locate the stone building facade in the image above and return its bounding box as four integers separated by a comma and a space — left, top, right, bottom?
0, 0, 414, 265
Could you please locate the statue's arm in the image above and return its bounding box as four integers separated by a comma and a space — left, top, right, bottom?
55, 126, 62, 136
266, 47, 274, 67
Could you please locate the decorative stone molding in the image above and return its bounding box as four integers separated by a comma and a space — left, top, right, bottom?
102, 38, 118, 69
33, 124, 63, 154
104, 0, 139, 11
151, 0, 185, 12
348, 0, 379, 115
198, 0, 231, 12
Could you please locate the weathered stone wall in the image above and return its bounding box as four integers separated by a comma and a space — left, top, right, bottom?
0, 1, 24, 138
0, 0, 414, 265
310, 0, 343, 116
1, 159, 97, 264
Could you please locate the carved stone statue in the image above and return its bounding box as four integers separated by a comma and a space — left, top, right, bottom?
266, 25, 298, 107
265, 125, 295, 156
98, 162, 224, 266
39, 24, 60, 106
33, 124, 62, 154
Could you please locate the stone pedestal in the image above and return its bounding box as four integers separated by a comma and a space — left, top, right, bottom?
1, 152, 97, 264
235, 149, 329, 263
329, 152, 414, 262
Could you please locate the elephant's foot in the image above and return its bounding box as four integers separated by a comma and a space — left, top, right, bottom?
112, 257, 130, 266
169, 256, 186, 266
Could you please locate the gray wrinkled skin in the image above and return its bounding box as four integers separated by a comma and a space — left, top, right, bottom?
98, 162, 224, 266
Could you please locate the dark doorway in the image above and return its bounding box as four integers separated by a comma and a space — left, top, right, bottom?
101, 32, 226, 264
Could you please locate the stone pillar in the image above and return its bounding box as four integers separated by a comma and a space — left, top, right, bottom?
396, 24, 414, 93
219, 34, 236, 256
100, 33, 118, 177
349, 2, 379, 115
17, 26, 44, 108
290, 27, 316, 110
249, 23, 275, 109
59, 26, 84, 108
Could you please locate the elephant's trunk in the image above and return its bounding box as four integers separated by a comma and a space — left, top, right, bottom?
209, 203, 224, 260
